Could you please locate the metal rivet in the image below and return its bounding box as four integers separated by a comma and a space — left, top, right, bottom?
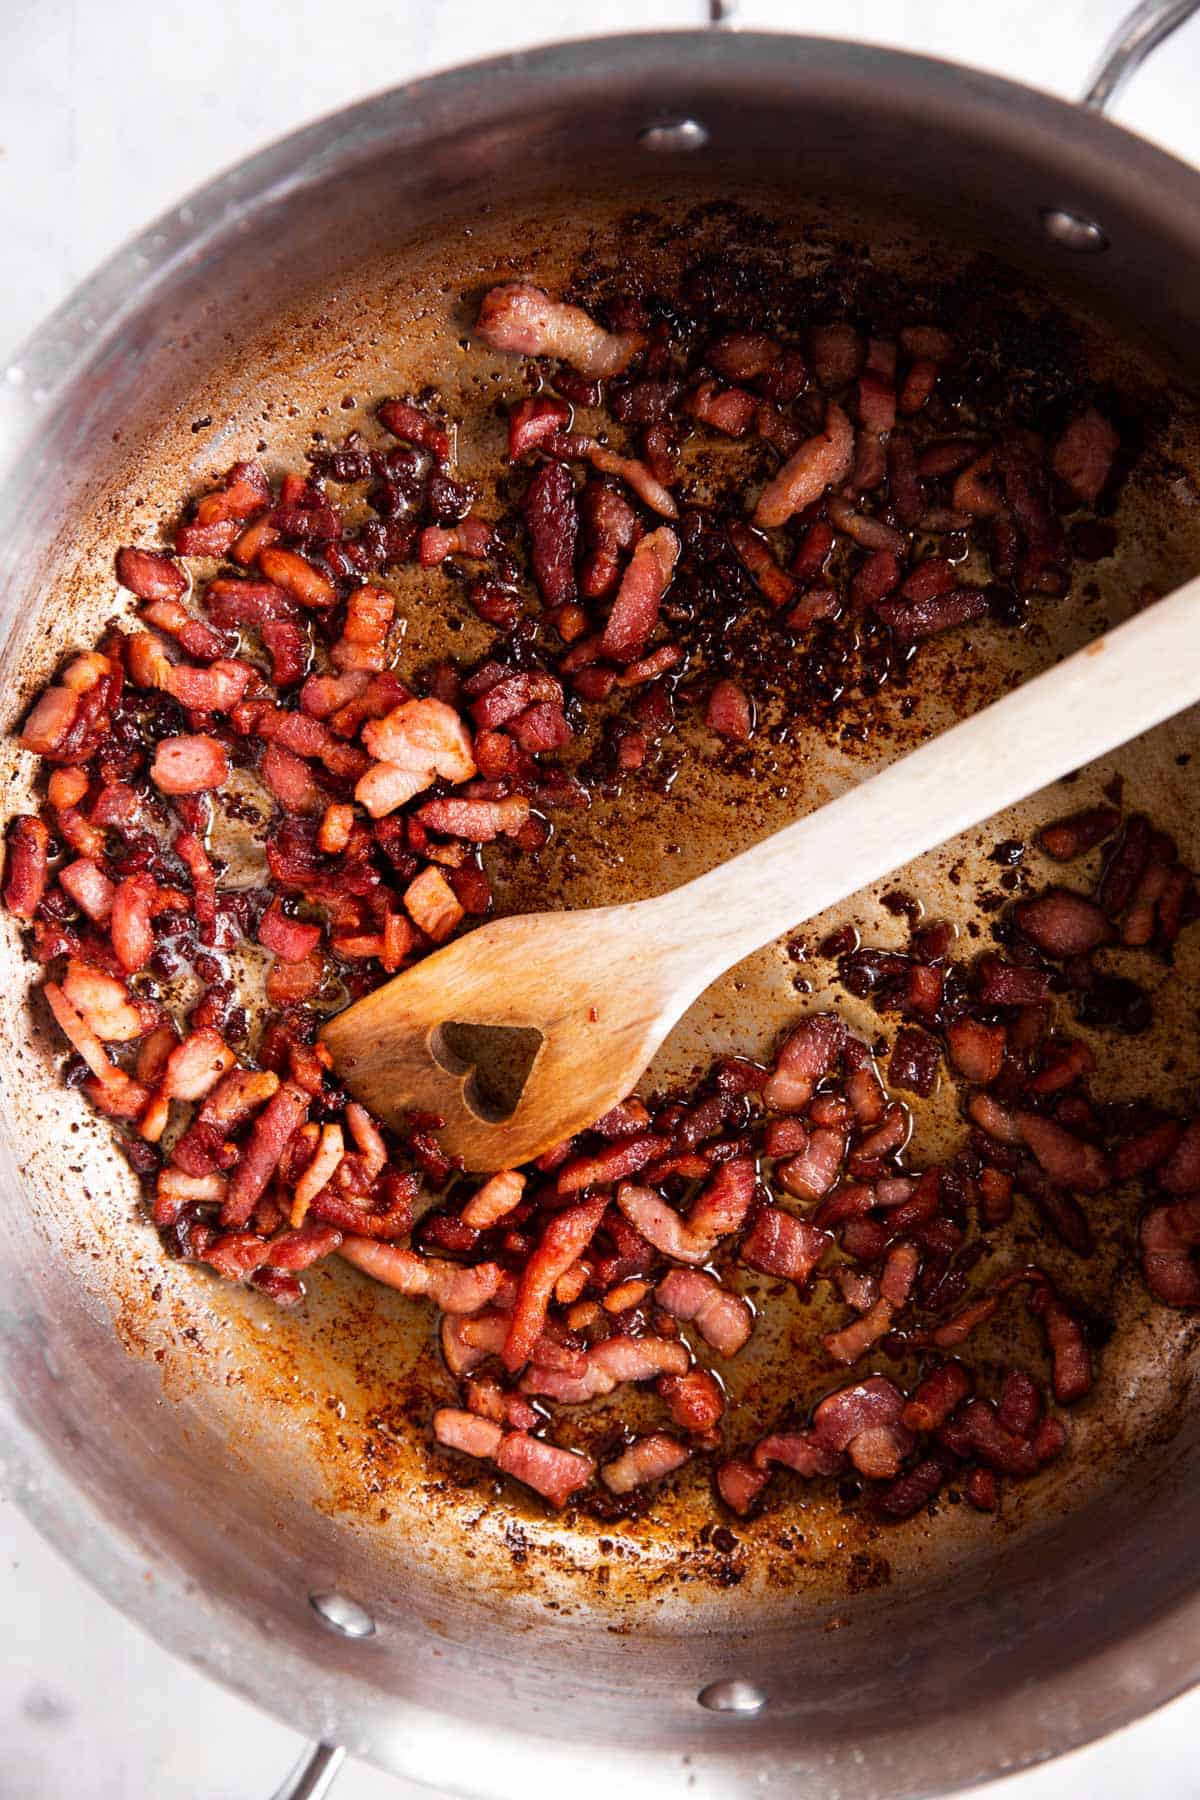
1039, 208, 1109, 253
698, 1678, 767, 1715
308, 1592, 376, 1638
637, 119, 710, 153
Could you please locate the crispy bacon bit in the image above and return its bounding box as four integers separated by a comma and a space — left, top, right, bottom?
685, 379, 758, 438
824, 1298, 894, 1366
656, 1268, 753, 1356
875, 586, 989, 639
435, 1407, 504, 1461
331, 584, 395, 673
601, 1433, 690, 1494
462, 1169, 526, 1229
1141, 1198, 1200, 1307
4, 815, 50, 918
946, 1018, 1007, 1085
764, 1013, 846, 1112
875, 1451, 956, 1518
150, 734, 228, 795
1036, 805, 1121, 862
1015, 888, 1112, 957
495, 1432, 594, 1508
116, 547, 187, 602
600, 526, 678, 661
1160, 1119, 1200, 1195
727, 521, 796, 607
503, 1196, 607, 1371
903, 1361, 972, 1432
508, 395, 571, 459
813, 1376, 913, 1478
477, 282, 645, 378
362, 696, 476, 783
777, 1127, 845, 1200
585, 444, 678, 519
523, 459, 579, 606
705, 679, 753, 742
1014, 1110, 1109, 1194
741, 1208, 830, 1286
754, 1431, 843, 1478
716, 1456, 771, 1516
659, 1368, 724, 1437
1053, 409, 1119, 506
403, 867, 464, 943
753, 402, 854, 529
342, 1240, 502, 1312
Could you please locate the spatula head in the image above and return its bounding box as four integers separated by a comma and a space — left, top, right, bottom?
319, 903, 679, 1170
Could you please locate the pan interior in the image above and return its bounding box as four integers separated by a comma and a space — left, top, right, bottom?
1, 55, 1198, 1793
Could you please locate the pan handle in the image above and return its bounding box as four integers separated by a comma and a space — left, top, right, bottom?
1082, 0, 1200, 112
270, 1741, 346, 1800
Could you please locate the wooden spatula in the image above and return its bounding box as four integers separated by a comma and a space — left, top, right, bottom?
321, 582, 1200, 1170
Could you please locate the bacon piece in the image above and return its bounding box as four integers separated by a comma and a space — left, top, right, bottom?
1141, 1198, 1200, 1307
1160, 1119, 1200, 1195
903, 1361, 972, 1432
523, 459, 579, 606
256, 546, 335, 611
1053, 409, 1119, 506
503, 1196, 607, 1371
601, 1432, 689, 1494
477, 282, 645, 377
752, 403, 854, 529
754, 1431, 843, 1478
20, 684, 80, 756
219, 1081, 309, 1227
716, 1456, 770, 1516
874, 1451, 956, 1518
1036, 805, 1121, 862
434, 1407, 504, 1460
687, 1157, 756, 1241
59, 857, 114, 923
61, 959, 145, 1042
685, 379, 758, 437
285, 1122, 344, 1226
362, 697, 475, 784
116, 545, 188, 604
204, 577, 300, 630
1014, 1110, 1108, 1194
403, 866, 463, 942
950, 1400, 1039, 1477
416, 795, 530, 843
599, 525, 678, 660
727, 521, 796, 607
763, 1014, 846, 1112
810, 324, 864, 389
875, 586, 988, 639
3, 815, 50, 917
108, 873, 157, 972
616, 1185, 708, 1264
824, 1298, 894, 1366
656, 1268, 753, 1356
813, 1377, 914, 1478
777, 1128, 845, 1200
462, 1169, 526, 1229
659, 1368, 724, 1436
354, 761, 430, 818
1015, 889, 1112, 957
495, 1431, 594, 1507
976, 957, 1051, 1007
705, 679, 753, 742
741, 1208, 830, 1285
330, 584, 394, 674
341, 1238, 502, 1312
582, 445, 677, 519
1030, 1286, 1093, 1403
946, 1018, 1007, 1085
508, 396, 572, 459
260, 742, 321, 816
556, 1135, 662, 1194
150, 734, 228, 795
257, 898, 321, 963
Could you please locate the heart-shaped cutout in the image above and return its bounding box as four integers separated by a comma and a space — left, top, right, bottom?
429, 1021, 545, 1124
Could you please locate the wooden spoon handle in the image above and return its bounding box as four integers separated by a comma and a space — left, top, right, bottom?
654, 581, 1200, 984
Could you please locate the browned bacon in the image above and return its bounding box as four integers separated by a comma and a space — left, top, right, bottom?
601, 1433, 689, 1494
752, 402, 854, 529
1052, 409, 1119, 506
740, 1209, 830, 1285
477, 282, 646, 377
655, 1268, 753, 1356
600, 525, 678, 660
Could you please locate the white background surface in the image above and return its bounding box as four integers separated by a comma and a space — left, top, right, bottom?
2, 1, 1199, 1795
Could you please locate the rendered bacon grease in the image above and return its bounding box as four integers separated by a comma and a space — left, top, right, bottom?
5, 270, 1198, 1524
